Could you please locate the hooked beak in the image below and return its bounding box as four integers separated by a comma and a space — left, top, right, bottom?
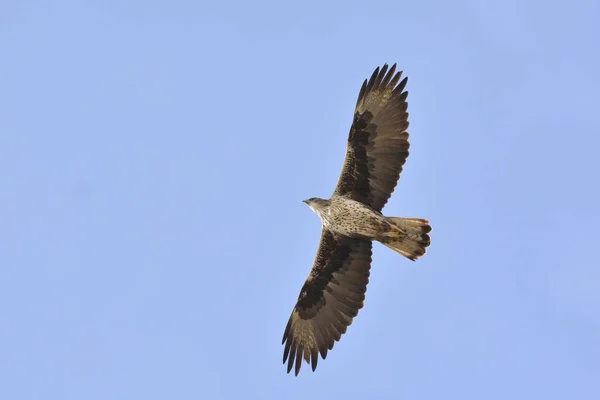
302, 199, 308, 204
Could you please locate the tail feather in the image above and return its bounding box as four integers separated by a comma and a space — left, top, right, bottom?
382, 217, 431, 261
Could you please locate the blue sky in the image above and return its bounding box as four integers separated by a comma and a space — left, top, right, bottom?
1, 0, 599, 398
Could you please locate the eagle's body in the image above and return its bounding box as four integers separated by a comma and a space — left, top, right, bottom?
282, 64, 432, 376
306, 196, 395, 241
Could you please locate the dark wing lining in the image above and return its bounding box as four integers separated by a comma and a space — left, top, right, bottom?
282, 229, 372, 375
334, 63, 411, 212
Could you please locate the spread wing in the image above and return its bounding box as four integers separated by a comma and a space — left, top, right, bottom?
282, 229, 372, 375
334, 63, 410, 212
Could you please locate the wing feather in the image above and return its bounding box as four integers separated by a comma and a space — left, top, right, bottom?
334, 63, 411, 211
282, 229, 372, 375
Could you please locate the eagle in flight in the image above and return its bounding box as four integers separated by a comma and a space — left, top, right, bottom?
282, 64, 432, 375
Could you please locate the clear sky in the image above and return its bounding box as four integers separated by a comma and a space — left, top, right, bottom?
1, 0, 599, 399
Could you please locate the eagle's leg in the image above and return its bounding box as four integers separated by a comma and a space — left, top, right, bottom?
377, 220, 406, 239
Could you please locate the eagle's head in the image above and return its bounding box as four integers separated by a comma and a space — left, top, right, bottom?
303, 197, 330, 217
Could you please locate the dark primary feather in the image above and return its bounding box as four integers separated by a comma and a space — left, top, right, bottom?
334, 63, 411, 212
282, 230, 372, 375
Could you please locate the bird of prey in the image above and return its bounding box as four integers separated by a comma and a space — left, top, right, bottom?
282, 64, 432, 376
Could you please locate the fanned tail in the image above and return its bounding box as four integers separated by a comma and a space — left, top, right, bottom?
381, 217, 431, 261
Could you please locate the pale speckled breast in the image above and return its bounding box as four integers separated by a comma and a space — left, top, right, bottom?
322, 196, 386, 239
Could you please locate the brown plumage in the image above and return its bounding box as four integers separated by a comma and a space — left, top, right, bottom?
334, 63, 410, 211
282, 64, 431, 376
